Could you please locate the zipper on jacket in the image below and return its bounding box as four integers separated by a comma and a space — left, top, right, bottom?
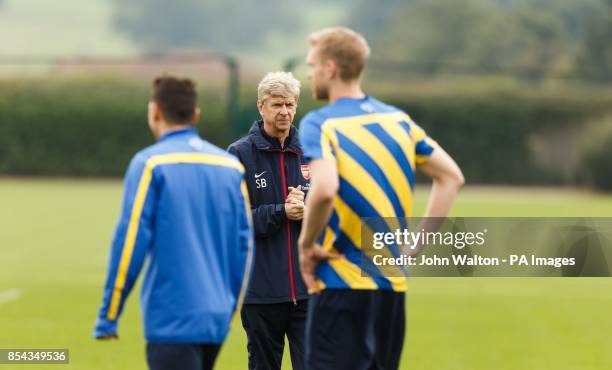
280, 150, 297, 304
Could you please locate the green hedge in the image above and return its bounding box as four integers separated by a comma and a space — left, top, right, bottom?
386, 91, 612, 184
1, 77, 611, 185
579, 117, 612, 191
0, 78, 228, 176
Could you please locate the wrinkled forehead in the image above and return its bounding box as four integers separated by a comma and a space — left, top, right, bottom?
266, 95, 297, 105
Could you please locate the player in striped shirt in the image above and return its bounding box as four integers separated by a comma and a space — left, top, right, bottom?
297, 27, 465, 370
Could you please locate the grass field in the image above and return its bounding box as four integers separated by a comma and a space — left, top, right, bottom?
1, 179, 611, 370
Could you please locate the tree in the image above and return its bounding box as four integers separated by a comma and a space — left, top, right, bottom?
111, 0, 303, 53
347, 0, 605, 81
577, 0, 612, 81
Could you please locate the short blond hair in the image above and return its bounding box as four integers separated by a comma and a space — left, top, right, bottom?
308, 27, 371, 81
257, 72, 301, 102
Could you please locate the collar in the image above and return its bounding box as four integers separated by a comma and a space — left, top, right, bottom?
248, 120, 302, 154
159, 127, 198, 141
334, 95, 370, 104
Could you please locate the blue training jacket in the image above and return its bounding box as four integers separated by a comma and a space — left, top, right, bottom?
93, 127, 254, 344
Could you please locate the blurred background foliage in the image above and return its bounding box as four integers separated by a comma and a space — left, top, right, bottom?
0, 0, 611, 189
104, 0, 612, 82
347, 0, 612, 82
111, 0, 302, 54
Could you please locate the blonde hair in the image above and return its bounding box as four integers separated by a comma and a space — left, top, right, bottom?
308, 27, 371, 81
257, 72, 301, 102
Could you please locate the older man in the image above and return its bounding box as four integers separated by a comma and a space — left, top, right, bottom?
228, 72, 309, 370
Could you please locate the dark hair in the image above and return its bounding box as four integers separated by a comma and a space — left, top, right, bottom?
152, 75, 198, 124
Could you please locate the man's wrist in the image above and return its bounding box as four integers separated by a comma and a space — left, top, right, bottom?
276, 203, 287, 221
298, 235, 315, 250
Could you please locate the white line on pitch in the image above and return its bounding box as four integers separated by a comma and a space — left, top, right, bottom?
0, 288, 21, 305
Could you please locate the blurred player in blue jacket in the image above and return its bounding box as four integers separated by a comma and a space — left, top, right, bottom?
93, 75, 254, 370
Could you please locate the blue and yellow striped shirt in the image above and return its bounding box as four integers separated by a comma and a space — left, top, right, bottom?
299, 96, 436, 292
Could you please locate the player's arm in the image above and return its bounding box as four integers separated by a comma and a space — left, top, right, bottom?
418, 146, 465, 218
297, 113, 341, 293
230, 178, 255, 325
299, 159, 337, 246
408, 145, 464, 257
298, 158, 341, 293
93, 155, 157, 340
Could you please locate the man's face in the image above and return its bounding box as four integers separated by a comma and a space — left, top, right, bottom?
259, 95, 297, 135
307, 47, 330, 100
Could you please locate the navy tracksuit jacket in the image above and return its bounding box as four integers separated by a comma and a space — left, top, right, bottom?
228, 120, 310, 304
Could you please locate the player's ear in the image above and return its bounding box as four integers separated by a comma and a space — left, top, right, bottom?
148, 101, 161, 122
324, 59, 337, 80
147, 101, 160, 138
257, 99, 264, 116
191, 107, 201, 124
